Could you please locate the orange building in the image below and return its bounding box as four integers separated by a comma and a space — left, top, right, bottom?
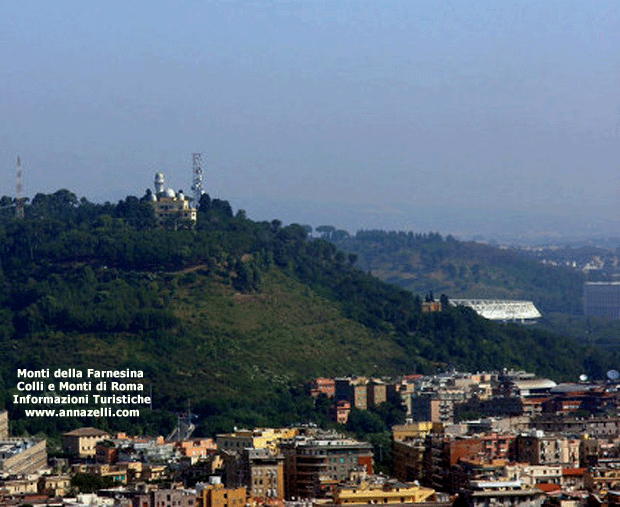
422, 301, 442, 313
95, 441, 118, 464
479, 432, 515, 461
311, 378, 336, 398
199, 483, 247, 507
335, 400, 352, 424
175, 438, 217, 459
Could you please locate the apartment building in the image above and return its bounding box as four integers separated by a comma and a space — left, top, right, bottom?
62, 427, 110, 458
0, 439, 47, 475
515, 432, 580, 467
199, 482, 246, 507
245, 448, 285, 500
216, 428, 297, 453
0, 411, 8, 440
280, 434, 373, 499
334, 479, 436, 505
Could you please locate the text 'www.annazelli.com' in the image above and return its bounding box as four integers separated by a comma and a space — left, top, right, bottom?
24, 408, 140, 417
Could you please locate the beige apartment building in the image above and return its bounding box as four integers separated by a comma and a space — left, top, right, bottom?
0, 411, 8, 440
0, 439, 47, 474
62, 427, 110, 458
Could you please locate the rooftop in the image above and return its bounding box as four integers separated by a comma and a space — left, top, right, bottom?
62, 427, 109, 437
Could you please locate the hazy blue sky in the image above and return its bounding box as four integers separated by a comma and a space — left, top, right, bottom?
2, 1, 620, 237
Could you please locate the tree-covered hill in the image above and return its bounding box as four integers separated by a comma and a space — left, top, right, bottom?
0, 191, 613, 436
330, 229, 584, 314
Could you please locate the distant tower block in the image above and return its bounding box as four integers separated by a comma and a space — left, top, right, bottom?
154, 172, 165, 195
191, 153, 204, 206
16, 156, 24, 219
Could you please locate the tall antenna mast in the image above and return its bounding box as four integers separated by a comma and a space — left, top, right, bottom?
191, 153, 204, 206
16, 156, 24, 219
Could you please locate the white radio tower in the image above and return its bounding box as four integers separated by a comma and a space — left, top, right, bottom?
191, 153, 204, 206
16, 156, 24, 219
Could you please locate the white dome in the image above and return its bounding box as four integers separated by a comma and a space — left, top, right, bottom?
154, 172, 165, 194
164, 188, 176, 198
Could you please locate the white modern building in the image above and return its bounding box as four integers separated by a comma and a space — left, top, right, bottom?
450, 299, 541, 323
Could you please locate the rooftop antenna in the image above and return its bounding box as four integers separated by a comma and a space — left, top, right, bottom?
15, 156, 24, 219
191, 153, 204, 206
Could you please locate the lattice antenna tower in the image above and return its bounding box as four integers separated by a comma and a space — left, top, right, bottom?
16, 156, 24, 219
191, 153, 204, 206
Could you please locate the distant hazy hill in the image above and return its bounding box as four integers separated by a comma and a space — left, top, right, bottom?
331, 230, 585, 315
0, 191, 612, 436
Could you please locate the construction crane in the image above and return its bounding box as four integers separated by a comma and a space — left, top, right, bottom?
165, 399, 196, 442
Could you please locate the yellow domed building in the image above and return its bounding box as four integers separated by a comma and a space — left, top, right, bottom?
150, 172, 197, 227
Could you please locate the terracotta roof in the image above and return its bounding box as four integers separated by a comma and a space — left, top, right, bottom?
62, 427, 109, 437
563, 468, 586, 476
536, 483, 561, 493
521, 397, 551, 404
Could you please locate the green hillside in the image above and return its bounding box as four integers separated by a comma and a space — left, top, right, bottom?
331, 230, 584, 314
0, 191, 614, 436
329, 230, 620, 352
